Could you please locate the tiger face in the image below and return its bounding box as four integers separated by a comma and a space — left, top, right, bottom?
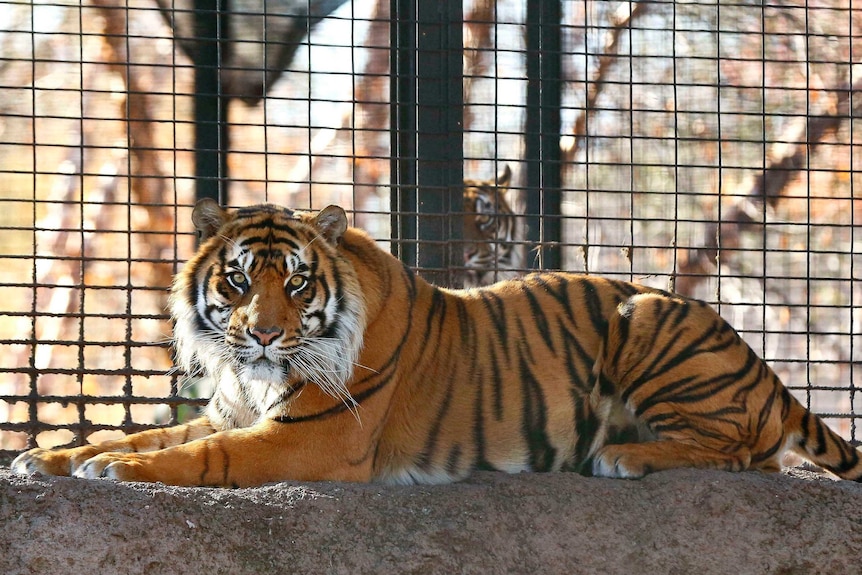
170, 200, 366, 428
462, 164, 523, 287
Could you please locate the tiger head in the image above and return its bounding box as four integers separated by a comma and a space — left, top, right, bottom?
170, 200, 366, 417
461, 164, 521, 287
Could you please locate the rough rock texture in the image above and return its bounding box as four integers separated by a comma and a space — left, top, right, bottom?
1, 467, 860, 575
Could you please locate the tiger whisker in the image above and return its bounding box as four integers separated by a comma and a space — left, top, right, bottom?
294, 345, 378, 376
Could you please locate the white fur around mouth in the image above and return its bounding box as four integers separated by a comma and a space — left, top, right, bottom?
240, 359, 287, 383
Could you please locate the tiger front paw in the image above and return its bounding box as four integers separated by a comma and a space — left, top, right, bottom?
11, 445, 103, 477
72, 452, 148, 482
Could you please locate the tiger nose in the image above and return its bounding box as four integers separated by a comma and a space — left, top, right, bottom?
249, 326, 283, 346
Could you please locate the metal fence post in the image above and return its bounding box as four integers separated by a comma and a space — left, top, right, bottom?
524, 0, 562, 270
390, 0, 464, 286
193, 0, 230, 206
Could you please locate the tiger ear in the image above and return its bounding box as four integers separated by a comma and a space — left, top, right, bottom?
314, 205, 348, 244
496, 164, 512, 188
192, 199, 229, 241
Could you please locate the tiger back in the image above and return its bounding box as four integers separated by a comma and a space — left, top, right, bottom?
11, 201, 862, 486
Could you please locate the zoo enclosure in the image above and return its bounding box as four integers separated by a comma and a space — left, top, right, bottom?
0, 0, 860, 458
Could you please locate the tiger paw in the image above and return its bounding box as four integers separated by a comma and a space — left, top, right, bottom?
11, 445, 102, 477
73, 452, 147, 482
590, 447, 648, 479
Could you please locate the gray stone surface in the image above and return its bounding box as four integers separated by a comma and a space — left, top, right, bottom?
1, 467, 860, 574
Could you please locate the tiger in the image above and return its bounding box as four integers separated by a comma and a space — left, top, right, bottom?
461, 164, 524, 288
11, 200, 862, 487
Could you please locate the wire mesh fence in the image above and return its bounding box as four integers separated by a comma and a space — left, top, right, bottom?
0, 0, 860, 460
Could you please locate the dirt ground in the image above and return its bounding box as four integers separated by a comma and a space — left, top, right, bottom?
1, 466, 860, 575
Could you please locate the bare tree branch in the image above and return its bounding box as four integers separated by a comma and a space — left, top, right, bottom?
463, 0, 494, 134
563, 1, 648, 164
674, 79, 862, 295
350, 0, 391, 231
90, 0, 176, 298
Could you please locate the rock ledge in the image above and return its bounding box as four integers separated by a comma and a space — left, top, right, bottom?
1, 467, 860, 574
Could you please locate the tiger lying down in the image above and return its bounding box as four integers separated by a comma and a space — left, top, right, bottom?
12, 200, 862, 487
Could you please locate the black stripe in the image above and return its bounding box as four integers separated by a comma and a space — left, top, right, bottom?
446, 445, 463, 476
239, 236, 300, 252
622, 313, 729, 404
646, 413, 689, 435
752, 370, 779, 436
473, 369, 490, 469
191, 265, 215, 334
635, 365, 748, 419
833, 437, 860, 473
198, 438, 211, 484
479, 291, 509, 343
189, 263, 209, 313
750, 434, 786, 465
426, 289, 447, 336
524, 285, 555, 355
642, 346, 759, 410
250, 248, 287, 263
532, 274, 575, 320
514, 316, 537, 365
812, 412, 827, 456
798, 411, 811, 449
415, 372, 456, 471
488, 344, 504, 420
235, 204, 295, 219
581, 279, 610, 338
571, 394, 596, 467
265, 382, 307, 414
234, 217, 301, 239
455, 297, 472, 350
609, 302, 632, 379
519, 352, 556, 471
272, 377, 391, 424
780, 385, 793, 420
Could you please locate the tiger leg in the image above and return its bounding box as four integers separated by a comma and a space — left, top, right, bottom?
586, 369, 747, 479
71, 418, 375, 487
10, 416, 217, 477
591, 441, 753, 479
590, 292, 790, 479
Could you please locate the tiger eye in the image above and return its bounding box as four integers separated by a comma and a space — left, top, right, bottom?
227, 271, 248, 289
288, 275, 308, 291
